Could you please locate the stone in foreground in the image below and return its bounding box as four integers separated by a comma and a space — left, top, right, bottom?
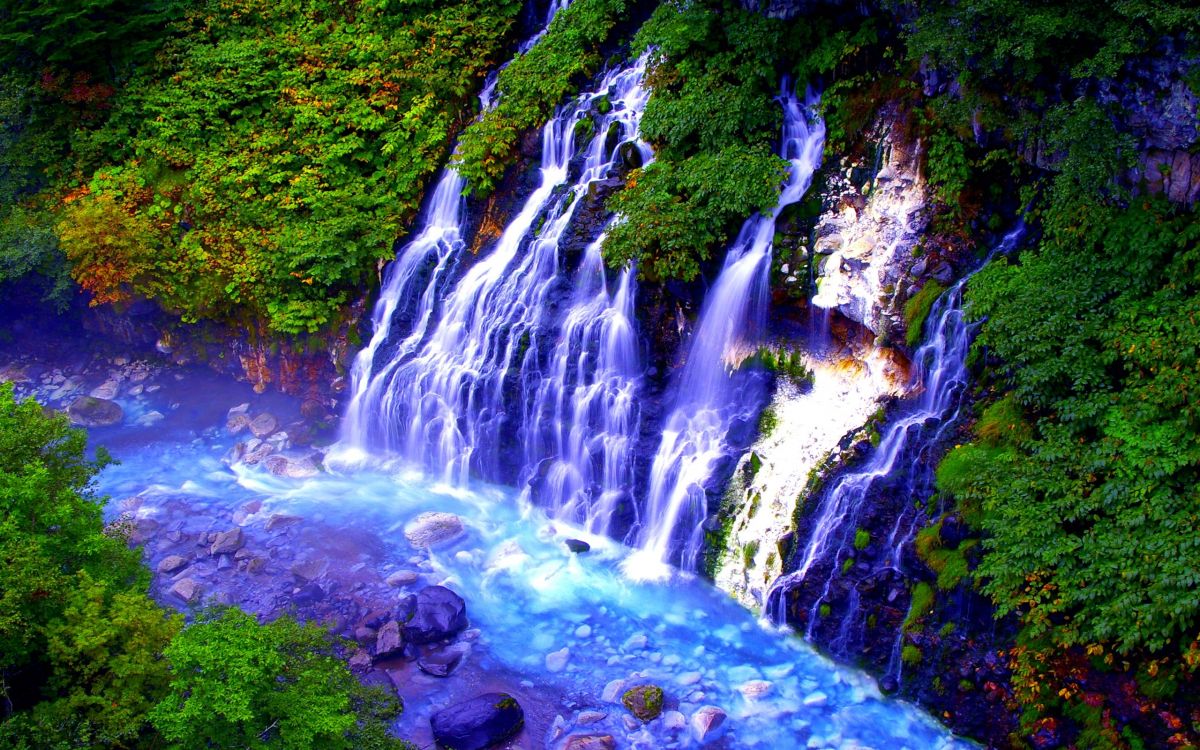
430, 692, 523, 750
404, 585, 469, 644
622, 684, 664, 722
67, 396, 123, 426
404, 511, 465, 548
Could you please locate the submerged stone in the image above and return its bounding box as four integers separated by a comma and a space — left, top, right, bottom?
67, 396, 123, 427
690, 706, 726, 743
404, 512, 465, 548
565, 538, 591, 553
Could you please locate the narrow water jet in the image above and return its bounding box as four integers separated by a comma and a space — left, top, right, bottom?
766, 220, 1027, 677
628, 86, 825, 577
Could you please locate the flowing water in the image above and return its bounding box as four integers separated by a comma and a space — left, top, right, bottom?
629, 88, 825, 577
91, 399, 972, 749
766, 222, 1027, 675
519, 229, 646, 535
338, 58, 648, 486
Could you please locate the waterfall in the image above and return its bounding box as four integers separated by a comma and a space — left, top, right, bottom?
339, 2, 576, 461
766, 220, 1027, 672
342, 57, 648, 485
627, 87, 825, 577
519, 228, 646, 535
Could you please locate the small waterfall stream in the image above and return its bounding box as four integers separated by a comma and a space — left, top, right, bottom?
519, 228, 646, 534
767, 221, 1027, 676
342, 58, 649, 486
628, 87, 825, 576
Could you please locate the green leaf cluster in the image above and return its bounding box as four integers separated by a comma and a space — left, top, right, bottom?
4, 0, 524, 333
455, 0, 631, 194
947, 196, 1200, 661
602, 0, 794, 281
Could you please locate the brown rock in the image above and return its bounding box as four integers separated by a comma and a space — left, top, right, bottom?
248, 413, 279, 438
374, 621, 404, 660
565, 736, 615, 750
210, 527, 245, 555
170, 578, 202, 603
157, 555, 189, 574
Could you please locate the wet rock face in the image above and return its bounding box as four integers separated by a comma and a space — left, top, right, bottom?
810, 112, 930, 342
739, 0, 845, 19
430, 692, 524, 750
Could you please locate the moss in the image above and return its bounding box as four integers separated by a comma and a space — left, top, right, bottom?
853, 528, 870, 551
746, 492, 760, 519
741, 540, 760, 569
975, 393, 1032, 446
939, 622, 957, 637
757, 405, 779, 437
594, 94, 611, 115
903, 582, 935, 633
903, 281, 947, 348
841, 557, 854, 574
901, 644, 922, 666
573, 115, 595, 142
621, 685, 664, 722
819, 603, 832, 618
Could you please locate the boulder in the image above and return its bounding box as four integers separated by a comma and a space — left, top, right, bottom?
67, 396, 123, 427
404, 586, 468, 644
621, 685, 664, 722
264, 455, 319, 478
417, 649, 463, 677
385, 570, 420, 587
375, 621, 404, 660
248, 413, 279, 438
170, 578, 202, 604
564, 538, 591, 554
403, 512, 465, 548
431, 693, 524, 750
565, 735, 615, 750
690, 706, 726, 742
210, 527, 245, 555
545, 647, 570, 673
226, 413, 251, 435
157, 555, 190, 574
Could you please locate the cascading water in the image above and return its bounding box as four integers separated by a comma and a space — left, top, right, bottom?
628, 87, 825, 576
519, 228, 645, 534
766, 220, 1027, 674
340, 3, 576, 460
344, 58, 648, 485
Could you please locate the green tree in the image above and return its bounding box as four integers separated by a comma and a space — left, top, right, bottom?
150, 607, 409, 750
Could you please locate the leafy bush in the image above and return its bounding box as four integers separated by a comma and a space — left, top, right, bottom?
954, 197, 1200, 660
455, 0, 629, 194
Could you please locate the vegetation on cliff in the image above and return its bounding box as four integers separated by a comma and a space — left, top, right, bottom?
1, 0, 524, 333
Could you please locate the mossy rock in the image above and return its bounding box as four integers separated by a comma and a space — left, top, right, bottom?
621, 684, 664, 722
67, 396, 123, 427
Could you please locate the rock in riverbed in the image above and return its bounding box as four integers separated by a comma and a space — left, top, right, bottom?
430, 693, 524, 750
67, 396, 123, 426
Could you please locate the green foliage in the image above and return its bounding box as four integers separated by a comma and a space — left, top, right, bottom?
0, 384, 143, 672
7, 0, 523, 333
749, 345, 813, 384
454, 0, 629, 193
757, 405, 779, 437
603, 0, 801, 281
151, 607, 407, 750
903, 281, 946, 348
953, 197, 1200, 660
741, 540, 759, 569
0, 0, 182, 76
925, 130, 970, 212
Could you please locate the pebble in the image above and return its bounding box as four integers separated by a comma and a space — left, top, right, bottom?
575, 624, 592, 638
546, 647, 570, 673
